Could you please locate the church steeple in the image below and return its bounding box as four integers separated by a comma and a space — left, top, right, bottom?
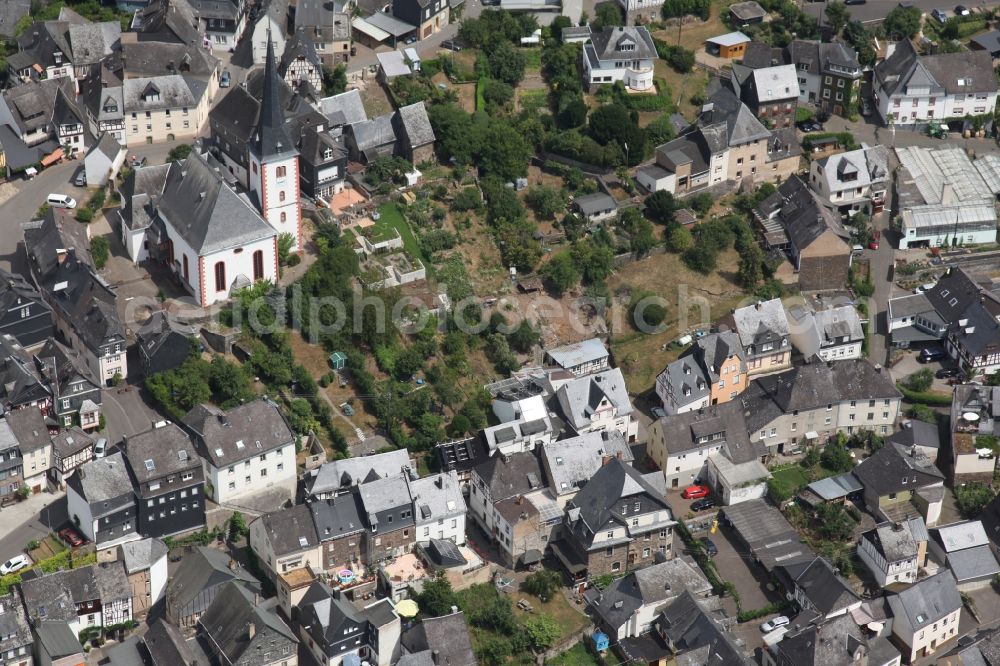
253, 32, 293, 160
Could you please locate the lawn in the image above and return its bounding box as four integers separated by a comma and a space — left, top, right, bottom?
376, 203, 432, 275
769, 465, 811, 498
608, 248, 748, 394
511, 589, 590, 640
548, 643, 600, 666
523, 47, 542, 71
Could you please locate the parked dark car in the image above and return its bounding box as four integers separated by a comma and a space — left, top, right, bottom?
700, 537, 718, 556
691, 497, 717, 512
440, 39, 462, 52
798, 121, 823, 133
58, 526, 85, 547
936, 368, 959, 379
919, 347, 947, 363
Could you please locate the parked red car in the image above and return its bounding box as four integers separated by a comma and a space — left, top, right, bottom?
58, 526, 85, 548
681, 485, 710, 500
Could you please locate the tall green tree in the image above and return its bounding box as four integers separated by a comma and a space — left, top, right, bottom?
824, 1, 850, 33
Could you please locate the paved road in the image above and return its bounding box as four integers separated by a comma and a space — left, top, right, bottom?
346, 0, 486, 74
0, 140, 183, 276
801, 0, 995, 24
0, 495, 68, 567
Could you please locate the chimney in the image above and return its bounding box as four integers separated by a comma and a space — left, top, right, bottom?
516, 495, 523, 505
616, 451, 623, 460
755, 300, 763, 310
432, 651, 440, 664
56, 249, 67, 264
228, 558, 238, 570
601, 454, 613, 466
247, 623, 256, 640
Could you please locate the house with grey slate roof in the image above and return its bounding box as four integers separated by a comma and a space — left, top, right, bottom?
651, 591, 749, 666
66, 452, 140, 547
887, 570, 962, 661
0, 268, 52, 350
655, 330, 748, 415
279, 27, 323, 92
582, 26, 656, 92
929, 520, 1000, 592
553, 458, 674, 578
166, 546, 260, 629
853, 442, 945, 526
0, 592, 32, 665
359, 472, 416, 564
570, 192, 618, 226
776, 555, 861, 620
762, 611, 900, 666
248, 502, 321, 581
20, 561, 134, 636
551, 367, 638, 441
739, 359, 902, 457
298, 581, 400, 666
753, 176, 852, 292
874, 39, 999, 126
23, 207, 127, 388
198, 581, 297, 666
541, 430, 633, 500
83, 130, 126, 187
649, 400, 767, 496
409, 471, 465, 545
293, 0, 351, 67
787, 304, 865, 361
637, 84, 800, 196
584, 558, 712, 641
400, 611, 476, 666
183, 398, 297, 504
122, 423, 205, 539
808, 145, 889, 216
343, 101, 435, 165
307, 449, 413, 499
724, 297, 792, 376
857, 518, 928, 588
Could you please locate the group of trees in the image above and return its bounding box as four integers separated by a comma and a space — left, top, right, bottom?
146, 345, 256, 421
418, 578, 562, 665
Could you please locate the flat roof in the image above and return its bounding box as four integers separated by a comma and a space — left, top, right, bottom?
376, 50, 412, 77
366, 11, 415, 37
352, 16, 390, 41
706, 31, 750, 47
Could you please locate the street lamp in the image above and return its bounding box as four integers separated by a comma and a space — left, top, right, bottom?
623, 141, 629, 167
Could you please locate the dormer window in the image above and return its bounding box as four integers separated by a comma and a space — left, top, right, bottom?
142, 82, 160, 103
323, 147, 333, 160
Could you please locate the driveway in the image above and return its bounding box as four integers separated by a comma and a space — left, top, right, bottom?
346, 0, 485, 75
102, 386, 164, 445
0, 140, 184, 276
802, 0, 1000, 24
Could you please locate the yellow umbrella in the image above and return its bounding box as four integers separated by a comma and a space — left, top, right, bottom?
395, 599, 419, 618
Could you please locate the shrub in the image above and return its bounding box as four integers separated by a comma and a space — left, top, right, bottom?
90, 236, 109, 269
904, 368, 934, 393
521, 569, 561, 601
956, 483, 996, 518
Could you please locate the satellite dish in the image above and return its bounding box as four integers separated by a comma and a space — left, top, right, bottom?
964, 412, 980, 422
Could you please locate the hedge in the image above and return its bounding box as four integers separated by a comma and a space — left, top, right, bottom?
737, 600, 793, 623
896, 383, 953, 406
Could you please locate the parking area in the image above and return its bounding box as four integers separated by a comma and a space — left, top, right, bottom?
889, 349, 960, 392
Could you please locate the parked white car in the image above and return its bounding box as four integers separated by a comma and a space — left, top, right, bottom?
761, 616, 790, 633
0, 554, 29, 575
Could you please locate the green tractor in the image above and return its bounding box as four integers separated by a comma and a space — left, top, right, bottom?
926, 123, 947, 139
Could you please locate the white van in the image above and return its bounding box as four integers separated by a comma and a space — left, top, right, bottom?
46, 193, 77, 209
